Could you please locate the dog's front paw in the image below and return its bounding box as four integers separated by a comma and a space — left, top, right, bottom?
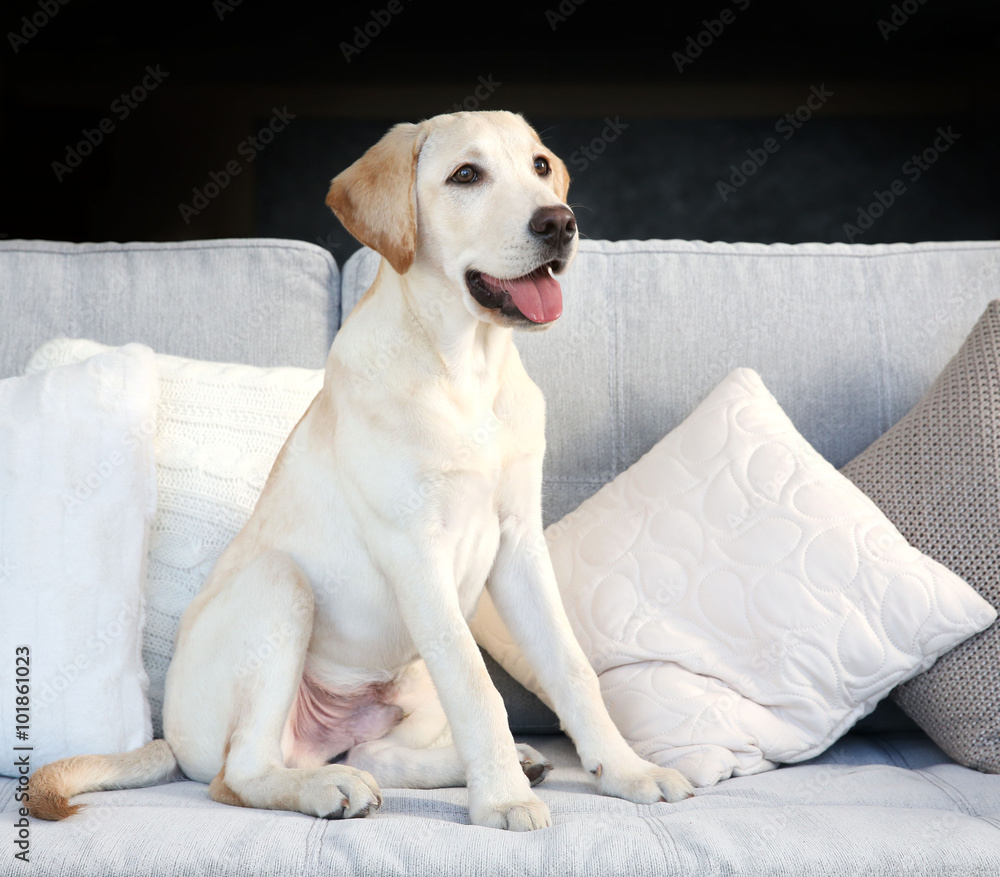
470, 790, 552, 831
593, 758, 694, 805
516, 743, 554, 787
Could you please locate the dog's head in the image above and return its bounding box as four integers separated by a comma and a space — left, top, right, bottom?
326, 111, 577, 329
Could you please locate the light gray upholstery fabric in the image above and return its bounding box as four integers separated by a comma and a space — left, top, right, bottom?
3, 732, 998, 876
341, 239, 1000, 526
0, 239, 338, 378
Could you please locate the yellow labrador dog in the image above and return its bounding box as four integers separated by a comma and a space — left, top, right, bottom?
30, 110, 692, 831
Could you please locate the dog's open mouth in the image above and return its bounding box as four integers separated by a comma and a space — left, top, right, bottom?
466, 261, 564, 324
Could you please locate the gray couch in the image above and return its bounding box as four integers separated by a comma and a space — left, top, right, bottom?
2, 236, 999, 876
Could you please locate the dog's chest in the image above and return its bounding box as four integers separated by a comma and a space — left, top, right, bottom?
396, 384, 509, 595
305, 393, 508, 651
431, 405, 505, 588
412, 378, 506, 487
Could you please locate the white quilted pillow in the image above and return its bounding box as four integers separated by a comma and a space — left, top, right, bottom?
473, 368, 997, 786
25, 338, 324, 737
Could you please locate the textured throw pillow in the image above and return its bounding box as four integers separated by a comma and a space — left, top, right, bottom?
0, 345, 158, 776
473, 368, 996, 787
25, 339, 324, 737
842, 300, 1000, 772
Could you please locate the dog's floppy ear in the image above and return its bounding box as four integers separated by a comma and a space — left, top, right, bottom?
326, 122, 427, 275
549, 152, 571, 203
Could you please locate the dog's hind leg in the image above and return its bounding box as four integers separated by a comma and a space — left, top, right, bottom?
344, 661, 553, 789
347, 737, 553, 789
168, 550, 382, 819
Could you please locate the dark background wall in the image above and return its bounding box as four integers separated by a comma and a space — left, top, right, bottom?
1, 0, 998, 254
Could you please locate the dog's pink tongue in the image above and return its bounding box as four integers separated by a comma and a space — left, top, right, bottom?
484, 269, 563, 323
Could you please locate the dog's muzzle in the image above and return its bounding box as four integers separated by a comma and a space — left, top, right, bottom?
467, 205, 576, 325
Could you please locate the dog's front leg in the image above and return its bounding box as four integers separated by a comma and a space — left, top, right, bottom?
486, 471, 694, 805
383, 540, 551, 831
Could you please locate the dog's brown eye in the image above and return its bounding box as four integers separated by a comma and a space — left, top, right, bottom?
534, 157, 550, 176
450, 165, 478, 184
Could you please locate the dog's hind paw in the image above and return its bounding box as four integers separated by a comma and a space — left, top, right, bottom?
516, 743, 554, 787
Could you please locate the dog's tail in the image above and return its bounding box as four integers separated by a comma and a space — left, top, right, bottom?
28, 739, 179, 821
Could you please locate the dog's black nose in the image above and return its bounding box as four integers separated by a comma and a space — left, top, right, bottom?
529, 205, 577, 247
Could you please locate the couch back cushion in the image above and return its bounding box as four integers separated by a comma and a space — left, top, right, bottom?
342, 239, 1000, 526
0, 238, 338, 379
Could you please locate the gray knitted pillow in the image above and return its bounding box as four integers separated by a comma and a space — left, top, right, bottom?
841, 300, 1000, 772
